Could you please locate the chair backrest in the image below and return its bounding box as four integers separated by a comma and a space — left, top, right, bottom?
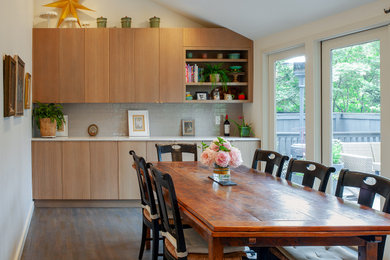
129, 150, 158, 218
150, 165, 187, 257
155, 143, 198, 162
286, 159, 335, 192
335, 169, 390, 260
251, 149, 289, 177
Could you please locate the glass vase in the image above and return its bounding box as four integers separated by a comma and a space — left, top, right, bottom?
213, 164, 230, 181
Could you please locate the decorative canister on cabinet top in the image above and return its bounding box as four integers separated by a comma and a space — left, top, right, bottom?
121, 16, 131, 28
97, 16, 107, 28
149, 16, 160, 28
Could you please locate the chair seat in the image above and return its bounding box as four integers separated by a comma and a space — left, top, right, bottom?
165, 228, 245, 259
273, 245, 357, 260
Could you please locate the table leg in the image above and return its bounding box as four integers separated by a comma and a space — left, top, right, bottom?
208, 237, 224, 260
358, 240, 378, 259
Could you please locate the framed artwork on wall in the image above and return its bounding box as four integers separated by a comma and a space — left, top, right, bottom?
15, 55, 25, 116
128, 110, 150, 137
182, 119, 195, 136
3, 55, 16, 117
24, 73, 31, 109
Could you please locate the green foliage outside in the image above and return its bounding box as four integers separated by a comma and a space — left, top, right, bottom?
275, 41, 380, 113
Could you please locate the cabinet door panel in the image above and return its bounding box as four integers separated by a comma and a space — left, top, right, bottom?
109, 29, 135, 102
183, 28, 252, 48
33, 29, 60, 103
134, 29, 159, 103
118, 142, 147, 199
32, 141, 63, 199
85, 29, 109, 103
90, 142, 119, 199
231, 141, 261, 167
59, 29, 85, 103
160, 28, 184, 103
62, 142, 90, 199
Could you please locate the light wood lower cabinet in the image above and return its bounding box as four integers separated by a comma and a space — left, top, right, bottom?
90, 142, 118, 199
62, 142, 91, 199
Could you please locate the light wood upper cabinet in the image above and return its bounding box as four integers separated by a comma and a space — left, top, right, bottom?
32, 141, 63, 199
109, 29, 135, 102
134, 29, 160, 103
90, 142, 119, 199
183, 28, 252, 48
59, 29, 85, 103
85, 29, 109, 103
160, 28, 184, 103
62, 142, 90, 199
33, 29, 60, 103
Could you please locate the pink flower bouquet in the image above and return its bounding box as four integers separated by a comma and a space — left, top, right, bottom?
200, 137, 243, 169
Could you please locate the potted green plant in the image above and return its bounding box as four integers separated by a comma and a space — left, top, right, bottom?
33, 102, 65, 138
232, 116, 252, 137
203, 64, 229, 92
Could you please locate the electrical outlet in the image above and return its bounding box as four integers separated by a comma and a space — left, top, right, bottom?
215, 115, 221, 125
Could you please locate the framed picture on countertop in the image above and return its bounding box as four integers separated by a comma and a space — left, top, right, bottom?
128, 110, 150, 137
182, 119, 195, 136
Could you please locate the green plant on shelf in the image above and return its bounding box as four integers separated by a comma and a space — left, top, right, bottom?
33, 102, 65, 130
202, 64, 229, 92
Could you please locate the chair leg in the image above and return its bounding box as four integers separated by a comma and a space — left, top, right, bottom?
138, 223, 147, 260
151, 226, 160, 260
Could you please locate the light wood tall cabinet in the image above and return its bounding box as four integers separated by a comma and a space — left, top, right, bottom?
134, 29, 160, 103
33, 29, 60, 103
109, 29, 135, 102
85, 29, 109, 103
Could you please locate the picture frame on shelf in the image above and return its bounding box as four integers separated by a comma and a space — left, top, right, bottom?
196, 91, 208, 101
182, 119, 195, 136
15, 55, 25, 116
24, 73, 31, 109
3, 55, 16, 117
128, 110, 150, 137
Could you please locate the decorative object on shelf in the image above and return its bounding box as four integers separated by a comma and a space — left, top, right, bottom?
232, 116, 252, 137
182, 119, 195, 136
185, 92, 193, 100
121, 16, 131, 28
128, 110, 150, 137
186, 52, 193, 58
238, 93, 246, 100
15, 56, 25, 116
82, 22, 90, 28
44, 0, 95, 28
224, 93, 234, 101
196, 91, 208, 100
200, 137, 243, 184
39, 11, 58, 28
33, 102, 65, 138
211, 88, 221, 100
24, 73, 31, 109
97, 16, 107, 28
3, 55, 16, 117
87, 123, 98, 136
57, 115, 69, 137
203, 64, 229, 92
217, 53, 223, 59
149, 16, 160, 28
201, 53, 208, 59
230, 65, 242, 72
64, 17, 78, 28
228, 53, 240, 59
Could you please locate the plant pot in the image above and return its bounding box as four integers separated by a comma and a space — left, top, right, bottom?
96, 17, 107, 28
239, 126, 251, 137
121, 16, 131, 28
149, 16, 160, 28
210, 74, 220, 83
39, 118, 57, 138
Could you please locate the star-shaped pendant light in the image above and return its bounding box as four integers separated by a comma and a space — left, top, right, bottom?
44, 0, 94, 28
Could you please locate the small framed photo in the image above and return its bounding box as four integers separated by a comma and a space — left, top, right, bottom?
196, 91, 208, 100
128, 110, 150, 137
3, 55, 16, 117
182, 119, 195, 136
15, 55, 25, 116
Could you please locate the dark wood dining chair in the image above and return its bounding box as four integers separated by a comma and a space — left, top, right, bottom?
285, 158, 336, 192
251, 149, 289, 177
269, 169, 390, 260
129, 150, 161, 260
155, 143, 198, 162
150, 165, 245, 260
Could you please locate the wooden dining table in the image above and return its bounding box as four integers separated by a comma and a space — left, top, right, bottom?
152, 161, 390, 260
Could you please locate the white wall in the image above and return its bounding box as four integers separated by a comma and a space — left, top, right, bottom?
33, 0, 204, 28
0, 0, 33, 259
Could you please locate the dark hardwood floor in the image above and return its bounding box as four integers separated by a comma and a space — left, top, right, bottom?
21, 207, 152, 260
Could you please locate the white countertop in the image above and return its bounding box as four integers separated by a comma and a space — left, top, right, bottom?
32, 136, 260, 142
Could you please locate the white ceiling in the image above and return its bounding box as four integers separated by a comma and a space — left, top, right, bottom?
152, 0, 378, 39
